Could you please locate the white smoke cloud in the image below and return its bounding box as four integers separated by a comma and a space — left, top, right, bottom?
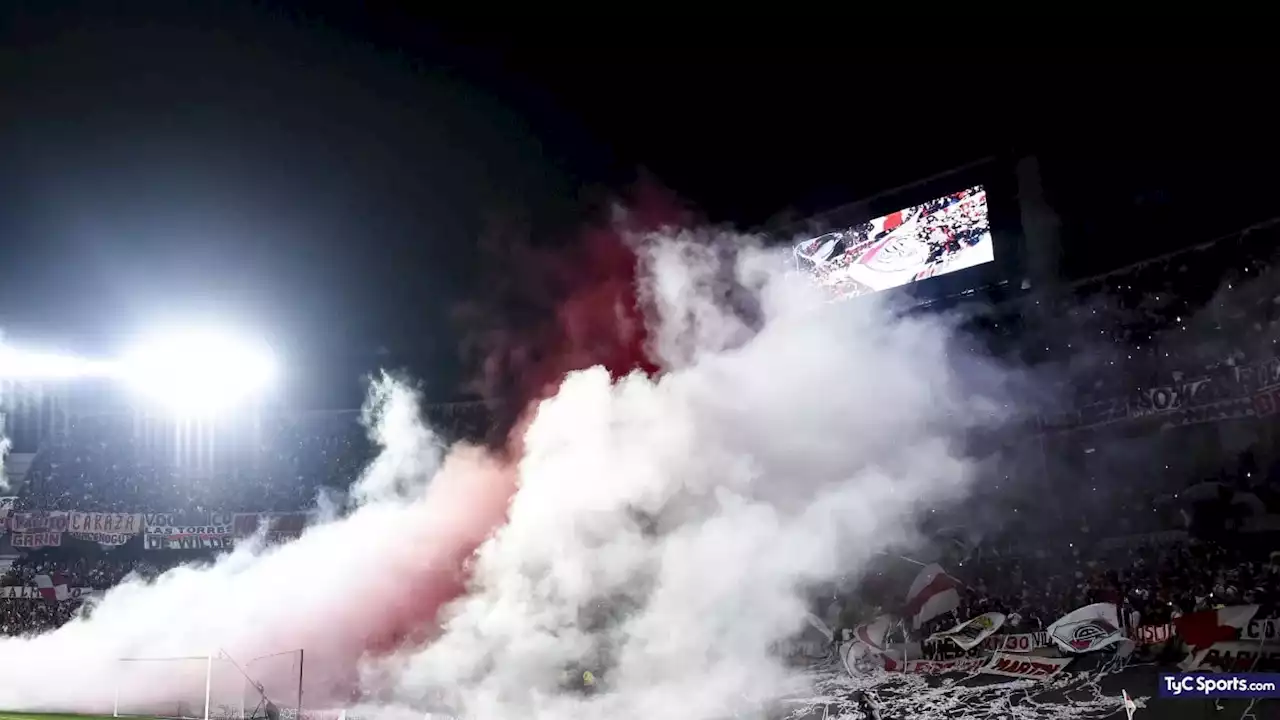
0, 226, 1010, 720
366, 229, 1007, 719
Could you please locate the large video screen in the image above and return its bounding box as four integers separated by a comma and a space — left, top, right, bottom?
791, 185, 994, 299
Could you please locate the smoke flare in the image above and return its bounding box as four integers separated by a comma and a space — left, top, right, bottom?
0, 220, 1009, 720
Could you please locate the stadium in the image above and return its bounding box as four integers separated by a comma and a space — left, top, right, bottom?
5, 15, 1280, 720
0, 153, 1277, 720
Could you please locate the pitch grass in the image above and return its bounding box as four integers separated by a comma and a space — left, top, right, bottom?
0, 714, 155, 720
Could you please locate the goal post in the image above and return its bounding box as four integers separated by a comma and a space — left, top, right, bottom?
114, 654, 238, 720
243, 649, 305, 720
113, 650, 304, 720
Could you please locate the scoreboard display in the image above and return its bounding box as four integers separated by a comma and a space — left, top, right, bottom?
779, 156, 1033, 305
792, 185, 993, 300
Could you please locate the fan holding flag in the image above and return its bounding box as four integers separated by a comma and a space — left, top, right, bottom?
904, 562, 961, 630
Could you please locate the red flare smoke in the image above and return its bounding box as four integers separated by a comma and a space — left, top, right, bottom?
346, 182, 694, 681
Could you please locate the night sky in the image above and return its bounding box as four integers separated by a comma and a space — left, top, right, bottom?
1, 6, 1275, 407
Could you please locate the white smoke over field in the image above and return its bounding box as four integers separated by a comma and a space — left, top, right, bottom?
0, 227, 1010, 720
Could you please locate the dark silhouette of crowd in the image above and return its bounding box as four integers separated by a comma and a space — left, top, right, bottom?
17, 411, 374, 513
817, 218, 1280, 652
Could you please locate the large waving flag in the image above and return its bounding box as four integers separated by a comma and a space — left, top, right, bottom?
1047, 603, 1125, 653
1173, 605, 1259, 651
905, 563, 961, 629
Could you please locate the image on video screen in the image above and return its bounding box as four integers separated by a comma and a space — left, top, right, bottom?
792, 185, 994, 299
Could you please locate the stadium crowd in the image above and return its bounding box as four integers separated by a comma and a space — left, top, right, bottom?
5, 218, 1280, 651
16, 411, 373, 513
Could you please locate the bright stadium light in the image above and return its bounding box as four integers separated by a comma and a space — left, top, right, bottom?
0, 345, 105, 379
116, 329, 278, 414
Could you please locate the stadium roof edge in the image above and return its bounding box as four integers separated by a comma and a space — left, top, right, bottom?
754, 155, 1000, 238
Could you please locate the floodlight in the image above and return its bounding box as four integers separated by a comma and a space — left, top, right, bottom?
116, 330, 277, 414
0, 345, 104, 379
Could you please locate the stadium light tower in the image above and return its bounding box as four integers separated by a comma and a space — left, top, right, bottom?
116, 329, 278, 415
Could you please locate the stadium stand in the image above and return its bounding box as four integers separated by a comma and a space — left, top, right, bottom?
5, 218, 1280, 720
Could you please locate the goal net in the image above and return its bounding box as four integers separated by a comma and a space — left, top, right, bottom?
114, 650, 303, 720
244, 649, 304, 720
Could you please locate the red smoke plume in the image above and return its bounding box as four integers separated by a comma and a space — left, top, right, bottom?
460, 180, 693, 437
351, 182, 693, 680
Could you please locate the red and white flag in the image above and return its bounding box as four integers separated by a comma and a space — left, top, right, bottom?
33, 573, 71, 602
853, 614, 894, 652
1172, 605, 1259, 651
905, 563, 960, 629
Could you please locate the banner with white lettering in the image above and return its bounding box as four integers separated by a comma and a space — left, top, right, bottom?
11, 531, 62, 549
1134, 623, 1176, 646
1048, 351, 1280, 431
1242, 617, 1280, 642
70, 512, 141, 546
144, 512, 234, 551
0, 585, 92, 601
144, 525, 233, 551
8, 511, 68, 534
980, 652, 1073, 679
144, 512, 232, 528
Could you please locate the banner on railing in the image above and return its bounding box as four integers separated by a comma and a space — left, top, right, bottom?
0, 585, 91, 601
1049, 353, 1280, 432
893, 657, 985, 675
143, 512, 234, 551
1189, 641, 1280, 673
981, 652, 1073, 679
981, 631, 1050, 653
8, 511, 68, 534
232, 512, 311, 544
69, 512, 141, 546
1134, 623, 1176, 645
11, 531, 62, 549
143, 525, 233, 551
1242, 617, 1280, 641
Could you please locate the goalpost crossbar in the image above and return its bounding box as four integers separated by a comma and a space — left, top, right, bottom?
114, 654, 216, 720
113, 649, 303, 720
